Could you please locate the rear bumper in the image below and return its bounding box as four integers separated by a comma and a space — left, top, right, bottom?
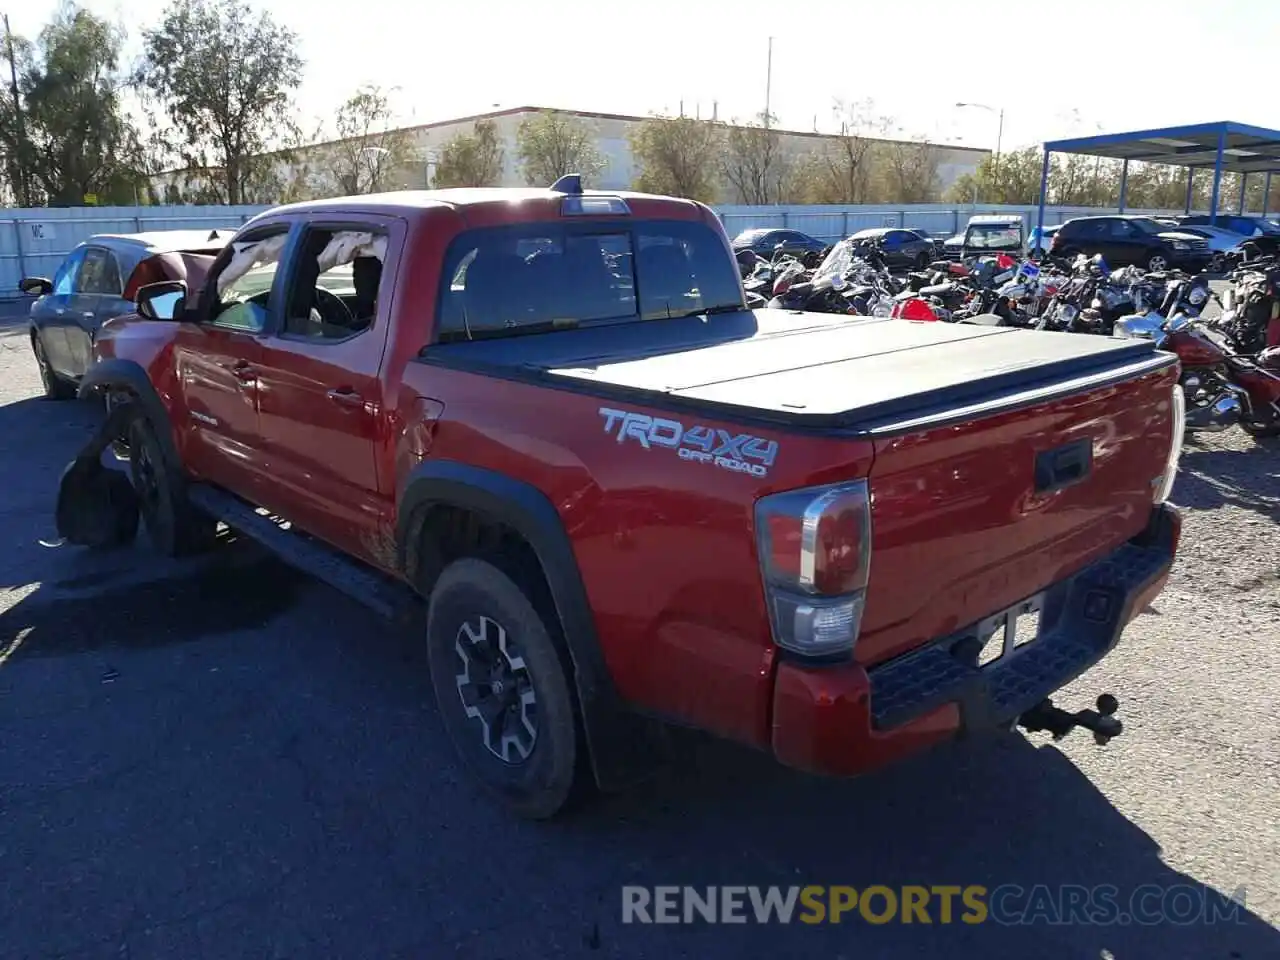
771, 504, 1181, 777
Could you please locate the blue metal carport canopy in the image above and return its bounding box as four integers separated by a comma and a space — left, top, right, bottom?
1034, 121, 1280, 241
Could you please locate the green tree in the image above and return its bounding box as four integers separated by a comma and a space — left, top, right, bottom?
137, 0, 303, 204
325, 85, 417, 194
433, 118, 505, 187
0, 3, 142, 206
515, 110, 603, 186
628, 114, 721, 202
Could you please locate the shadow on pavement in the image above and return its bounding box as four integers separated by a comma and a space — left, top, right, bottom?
1175, 440, 1280, 520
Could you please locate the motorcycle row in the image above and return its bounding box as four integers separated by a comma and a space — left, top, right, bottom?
737, 236, 1280, 439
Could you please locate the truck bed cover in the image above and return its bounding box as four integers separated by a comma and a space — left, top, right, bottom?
426, 310, 1174, 433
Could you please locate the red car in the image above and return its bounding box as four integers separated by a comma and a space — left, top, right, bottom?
59, 178, 1183, 818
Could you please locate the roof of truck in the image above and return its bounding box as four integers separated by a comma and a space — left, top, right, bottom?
263, 187, 705, 221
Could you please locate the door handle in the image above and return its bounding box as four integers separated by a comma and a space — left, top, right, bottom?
326, 387, 364, 408
82, 311, 94, 318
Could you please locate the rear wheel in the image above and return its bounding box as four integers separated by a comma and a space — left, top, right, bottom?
126, 415, 217, 556
426, 557, 581, 820
31, 331, 75, 400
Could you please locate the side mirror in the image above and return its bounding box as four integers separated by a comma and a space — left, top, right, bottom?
136, 280, 188, 321
19, 276, 52, 297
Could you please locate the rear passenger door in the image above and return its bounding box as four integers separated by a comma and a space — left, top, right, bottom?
66, 245, 123, 376
252, 217, 403, 560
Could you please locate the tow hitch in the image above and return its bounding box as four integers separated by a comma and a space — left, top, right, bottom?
1017, 694, 1123, 745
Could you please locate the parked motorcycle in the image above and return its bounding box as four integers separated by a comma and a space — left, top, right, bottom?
1113, 275, 1280, 437
1214, 259, 1280, 353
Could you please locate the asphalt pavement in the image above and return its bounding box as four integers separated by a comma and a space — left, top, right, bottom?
1, 315, 1278, 959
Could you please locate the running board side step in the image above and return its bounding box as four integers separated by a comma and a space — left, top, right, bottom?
186, 484, 419, 624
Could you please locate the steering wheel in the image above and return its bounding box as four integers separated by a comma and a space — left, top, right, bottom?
313, 286, 354, 327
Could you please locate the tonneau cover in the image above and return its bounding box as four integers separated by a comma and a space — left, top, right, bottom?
429, 310, 1170, 431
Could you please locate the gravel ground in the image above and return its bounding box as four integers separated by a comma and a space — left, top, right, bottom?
0, 312, 1278, 959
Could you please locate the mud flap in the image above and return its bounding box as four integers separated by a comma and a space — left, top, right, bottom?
54, 402, 141, 549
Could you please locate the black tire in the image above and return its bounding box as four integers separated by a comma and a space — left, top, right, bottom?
31, 330, 75, 400
1241, 419, 1280, 439
914, 251, 929, 270
126, 414, 216, 556
426, 557, 580, 820
1146, 250, 1171, 272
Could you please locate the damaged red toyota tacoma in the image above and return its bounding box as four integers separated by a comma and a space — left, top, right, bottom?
58, 178, 1183, 818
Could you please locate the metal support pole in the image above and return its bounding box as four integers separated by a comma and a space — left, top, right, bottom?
1239, 172, 1248, 214
1118, 159, 1129, 213
1264, 172, 1272, 217
764, 37, 773, 126
1035, 148, 1051, 244
1210, 131, 1226, 225
1185, 168, 1195, 214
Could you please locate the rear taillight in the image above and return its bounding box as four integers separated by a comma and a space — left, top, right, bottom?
1049, 232, 1062, 250
754, 480, 871, 658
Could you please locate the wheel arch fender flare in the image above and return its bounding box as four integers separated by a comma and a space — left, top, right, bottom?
78, 359, 181, 473
396, 459, 649, 790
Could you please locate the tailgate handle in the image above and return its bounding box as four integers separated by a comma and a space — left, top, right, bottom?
1035, 439, 1092, 493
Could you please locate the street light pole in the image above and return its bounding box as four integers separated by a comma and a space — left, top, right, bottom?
955, 101, 1004, 158
764, 36, 773, 127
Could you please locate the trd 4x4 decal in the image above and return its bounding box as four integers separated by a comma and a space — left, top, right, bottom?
599, 407, 778, 478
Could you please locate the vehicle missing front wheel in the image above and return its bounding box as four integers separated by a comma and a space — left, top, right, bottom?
1017, 694, 1123, 745
54, 401, 140, 549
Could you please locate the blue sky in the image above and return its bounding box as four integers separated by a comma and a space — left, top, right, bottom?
11, 0, 1278, 151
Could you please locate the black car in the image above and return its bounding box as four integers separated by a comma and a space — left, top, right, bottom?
1049, 216, 1212, 272
21, 229, 229, 398
730, 228, 827, 259
847, 227, 937, 269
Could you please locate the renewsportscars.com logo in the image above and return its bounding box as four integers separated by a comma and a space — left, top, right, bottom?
599, 407, 779, 478
621, 884, 1248, 926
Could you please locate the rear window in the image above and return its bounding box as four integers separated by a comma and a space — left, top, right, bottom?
964, 222, 1022, 248
436, 219, 744, 342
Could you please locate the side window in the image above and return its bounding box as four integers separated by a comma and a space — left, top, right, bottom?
1077, 221, 1108, 239
77, 247, 122, 295
210, 231, 290, 332
53, 248, 86, 296
281, 227, 387, 340
1109, 220, 1138, 238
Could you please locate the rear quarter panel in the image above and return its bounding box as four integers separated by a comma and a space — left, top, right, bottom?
396, 361, 875, 748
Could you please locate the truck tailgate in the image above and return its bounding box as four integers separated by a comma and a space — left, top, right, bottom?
855, 360, 1179, 667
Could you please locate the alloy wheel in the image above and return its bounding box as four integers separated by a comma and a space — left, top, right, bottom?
1148, 255, 1169, 271
454, 615, 539, 764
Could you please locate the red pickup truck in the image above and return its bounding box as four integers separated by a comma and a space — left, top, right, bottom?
57, 178, 1184, 818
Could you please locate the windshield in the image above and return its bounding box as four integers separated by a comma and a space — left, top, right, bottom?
436, 219, 745, 341
965, 223, 1022, 248
812, 239, 858, 283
